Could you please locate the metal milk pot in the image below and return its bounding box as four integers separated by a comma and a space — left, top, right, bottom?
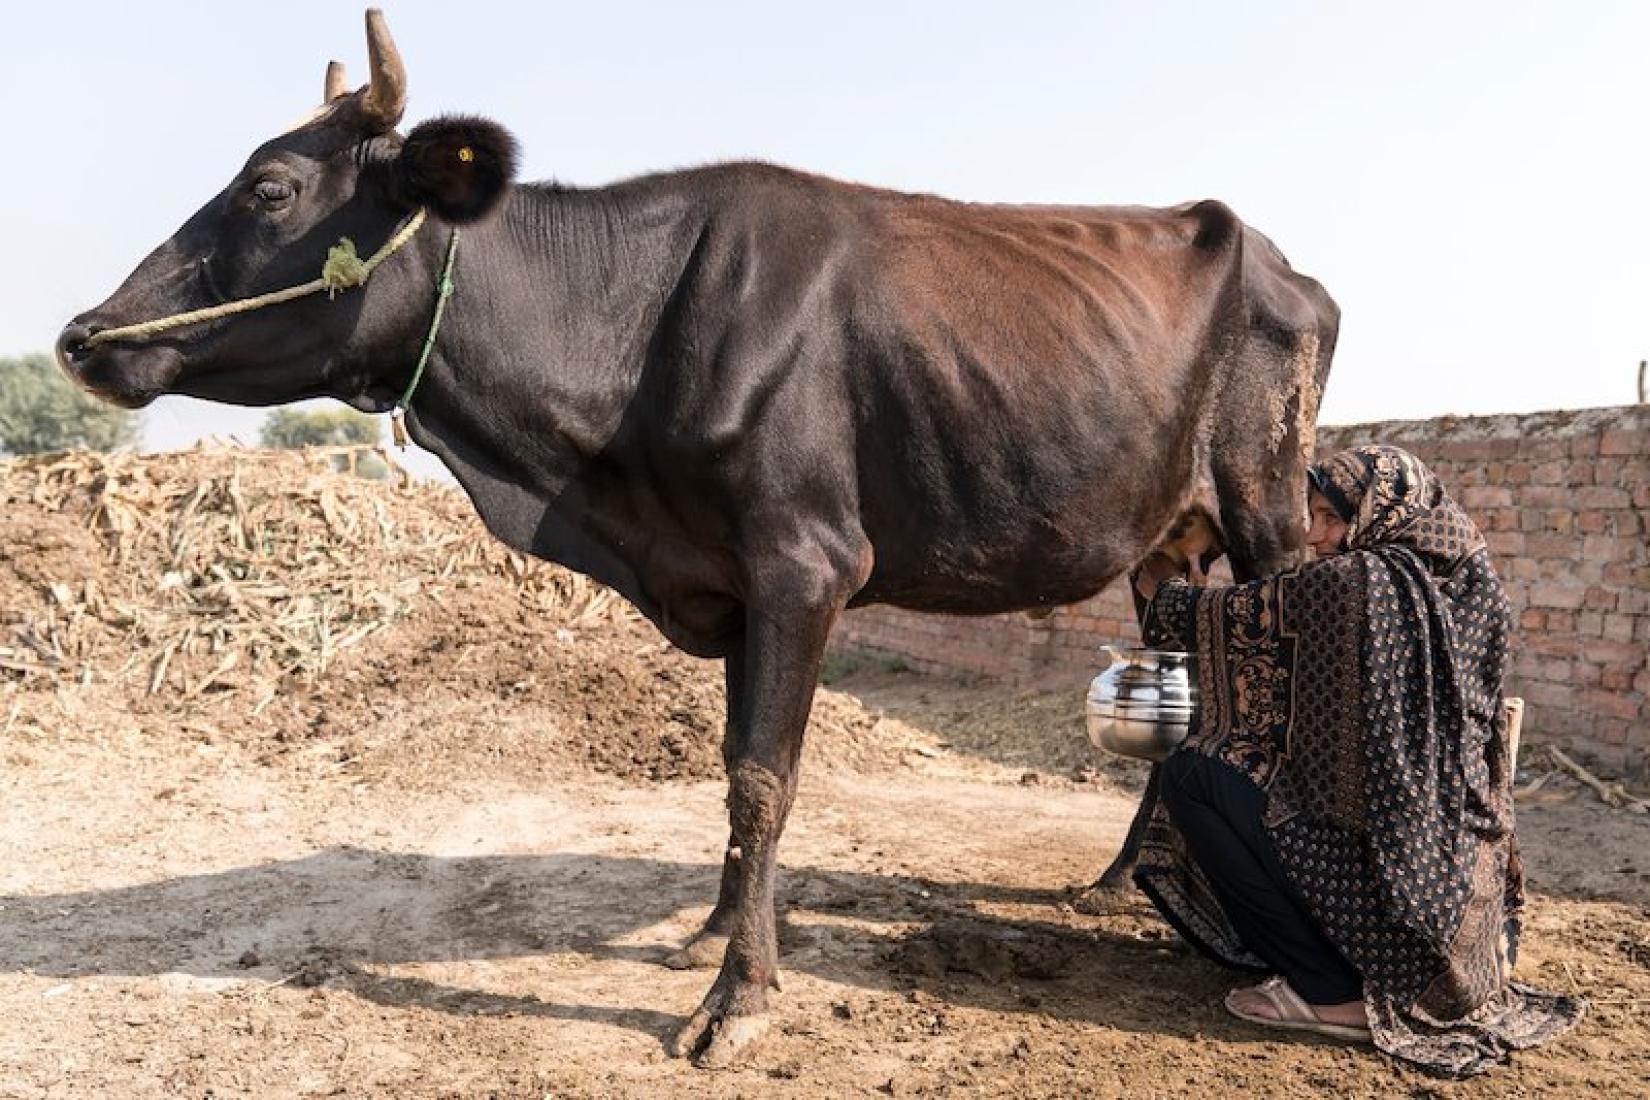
1085, 646, 1198, 762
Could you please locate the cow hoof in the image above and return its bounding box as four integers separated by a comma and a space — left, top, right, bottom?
1071, 881, 1133, 916
695, 1012, 770, 1069
667, 974, 774, 1066
662, 931, 730, 971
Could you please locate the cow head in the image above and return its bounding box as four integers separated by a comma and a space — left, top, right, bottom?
56, 9, 517, 411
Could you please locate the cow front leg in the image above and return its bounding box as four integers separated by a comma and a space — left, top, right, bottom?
667, 579, 840, 1067
664, 651, 747, 971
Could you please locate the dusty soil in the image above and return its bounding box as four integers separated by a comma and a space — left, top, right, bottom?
2, 450, 1648, 1098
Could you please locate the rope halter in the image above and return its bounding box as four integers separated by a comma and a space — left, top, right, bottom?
82, 208, 457, 447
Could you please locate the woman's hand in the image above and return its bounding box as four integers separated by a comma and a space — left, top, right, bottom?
1133, 550, 1189, 602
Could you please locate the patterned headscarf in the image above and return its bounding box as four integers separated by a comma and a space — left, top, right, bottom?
1309, 444, 1485, 566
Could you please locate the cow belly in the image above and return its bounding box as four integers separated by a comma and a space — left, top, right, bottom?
852, 524, 1137, 615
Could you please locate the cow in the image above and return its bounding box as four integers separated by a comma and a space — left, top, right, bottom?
56, 10, 1338, 1067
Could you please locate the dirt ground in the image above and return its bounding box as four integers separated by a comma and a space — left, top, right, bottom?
3, 450, 1648, 1098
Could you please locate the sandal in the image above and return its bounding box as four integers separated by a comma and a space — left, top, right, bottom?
1223, 976, 1372, 1042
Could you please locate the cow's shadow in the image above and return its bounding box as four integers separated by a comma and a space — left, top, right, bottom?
1, 846, 1244, 1049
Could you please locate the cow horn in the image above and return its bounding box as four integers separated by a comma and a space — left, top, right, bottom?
323, 60, 348, 103
360, 8, 406, 131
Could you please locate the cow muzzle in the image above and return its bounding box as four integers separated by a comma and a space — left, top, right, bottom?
55, 318, 178, 409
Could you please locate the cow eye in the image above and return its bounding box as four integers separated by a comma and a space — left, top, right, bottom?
253, 179, 294, 204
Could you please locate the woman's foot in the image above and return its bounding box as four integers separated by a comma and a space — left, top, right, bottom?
1224, 977, 1371, 1041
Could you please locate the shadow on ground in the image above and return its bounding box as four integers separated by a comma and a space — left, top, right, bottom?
2, 846, 1249, 1050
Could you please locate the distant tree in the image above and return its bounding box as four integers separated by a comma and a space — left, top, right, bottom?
260, 407, 382, 449
0, 352, 142, 455
260, 405, 389, 478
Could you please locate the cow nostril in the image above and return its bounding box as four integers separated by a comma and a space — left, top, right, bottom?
55, 322, 96, 370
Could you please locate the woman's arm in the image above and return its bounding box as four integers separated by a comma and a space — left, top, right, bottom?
1133, 552, 1189, 604
1133, 553, 1201, 651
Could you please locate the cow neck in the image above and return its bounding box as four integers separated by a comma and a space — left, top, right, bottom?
402, 181, 702, 464
389, 224, 461, 447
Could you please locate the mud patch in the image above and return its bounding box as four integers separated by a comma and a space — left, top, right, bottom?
888, 920, 1079, 982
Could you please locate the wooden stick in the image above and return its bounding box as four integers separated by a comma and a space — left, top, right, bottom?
1545, 745, 1650, 813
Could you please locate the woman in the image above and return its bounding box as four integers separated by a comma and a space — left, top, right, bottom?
1129, 445, 1583, 1077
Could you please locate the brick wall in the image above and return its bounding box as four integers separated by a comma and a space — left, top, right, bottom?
832, 404, 1650, 778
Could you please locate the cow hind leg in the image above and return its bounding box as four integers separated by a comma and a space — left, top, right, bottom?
663, 849, 738, 969
667, 556, 853, 1067
1079, 765, 1163, 908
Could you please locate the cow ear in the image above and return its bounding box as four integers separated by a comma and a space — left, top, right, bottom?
396, 116, 518, 224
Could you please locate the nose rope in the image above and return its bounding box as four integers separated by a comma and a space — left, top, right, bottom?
82, 208, 429, 348
79, 208, 461, 448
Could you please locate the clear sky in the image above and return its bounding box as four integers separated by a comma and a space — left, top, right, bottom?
5, 0, 1646, 471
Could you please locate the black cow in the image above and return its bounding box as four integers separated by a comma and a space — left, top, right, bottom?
58, 10, 1338, 1066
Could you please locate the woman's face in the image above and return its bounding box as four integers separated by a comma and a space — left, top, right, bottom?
1307, 489, 1350, 558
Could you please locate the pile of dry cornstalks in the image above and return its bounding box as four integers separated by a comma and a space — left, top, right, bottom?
0, 442, 626, 705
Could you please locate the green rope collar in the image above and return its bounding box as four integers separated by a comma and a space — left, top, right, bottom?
390, 225, 459, 448
80, 208, 460, 447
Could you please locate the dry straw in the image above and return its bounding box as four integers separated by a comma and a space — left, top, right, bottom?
0, 441, 626, 700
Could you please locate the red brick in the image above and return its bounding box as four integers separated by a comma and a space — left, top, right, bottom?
1530, 584, 1586, 610
1616, 458, 1650, 487
1534, 657, 1575, 681
1594, 718, 1631, 745
1573, 561, 1606, 586
1603, 562, 1638, 587
1583, 586, 1619, 612
1531, 460, 1568, 485
1460, 486, 1515, 509
1573, 663, 1603, 687
1523, 440, 1569, 461
1527, 703, 1584, 739
1602, 614, 1637, 643
1601, 668, 1637, 692
1569, 435, 1601, 458
1583, 535, 1641, 561
1575, 486, 1630, 509
1526, 634, 1580, 659
1577, 689, 1643, 722
1485, 531, 1526, 557
1519, 485, 1571, 508
1576, 511, 1609, 534
1600, 428, 1650, 456
1503, 462, 1532, 486
1546, 610, 1577, 633
1577, 610, 1605, 636
1439, 440, 1498, 462
1522, 681, 1574, 709
1526, 533, 1577, 558
1582, 640, 1641, 666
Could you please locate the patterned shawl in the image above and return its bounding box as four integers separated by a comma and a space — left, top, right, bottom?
1134, 445, 1584, 1076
